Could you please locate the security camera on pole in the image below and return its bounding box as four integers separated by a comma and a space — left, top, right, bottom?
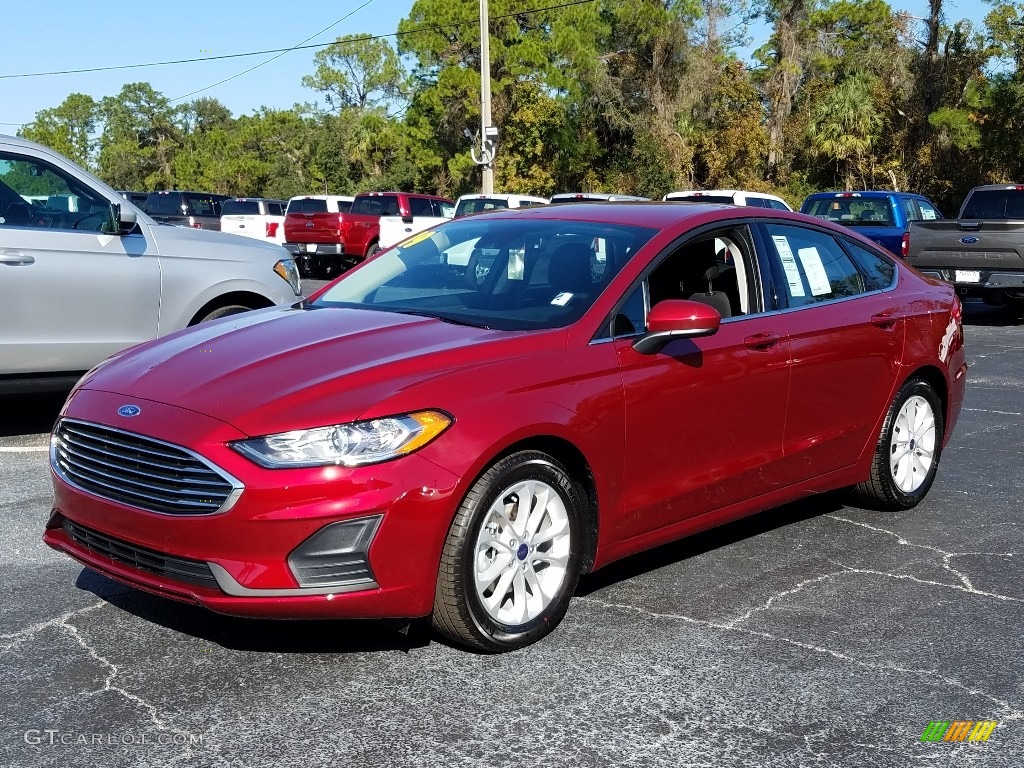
470, 0, 497, 194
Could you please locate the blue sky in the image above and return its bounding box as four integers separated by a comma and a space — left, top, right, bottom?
0, 0, 989, 132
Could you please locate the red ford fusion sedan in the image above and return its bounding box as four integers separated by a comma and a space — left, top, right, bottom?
44, 203, 966, 651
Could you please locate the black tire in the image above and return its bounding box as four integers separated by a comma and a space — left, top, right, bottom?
849, 377, 944, 511
432, 451, 584, 652
196, 304, 251, 324
295, 254, 316, 279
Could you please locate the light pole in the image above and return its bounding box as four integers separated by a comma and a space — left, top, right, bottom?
470, 0, 497, 194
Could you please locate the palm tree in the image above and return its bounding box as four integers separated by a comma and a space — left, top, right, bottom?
809, 73, 882, 188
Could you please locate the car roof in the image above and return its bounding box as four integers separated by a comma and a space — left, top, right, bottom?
288, 194, 355, 201
804, 190, 912, 198
471, 200, 766, 227
456, 193, 549, 202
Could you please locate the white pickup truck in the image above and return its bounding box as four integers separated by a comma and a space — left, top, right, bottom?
220, 198, 288, 245
378, 197, 455, 251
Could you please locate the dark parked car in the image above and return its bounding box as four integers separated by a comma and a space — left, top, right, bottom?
45, 203, 965, 652
144, 190, 231, 231
117, 190, 149, 207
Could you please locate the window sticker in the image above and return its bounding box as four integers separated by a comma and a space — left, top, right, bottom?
796, 246, 832, 296
772, 235, 805, 297
921, 207, 938, 220
551, 292, 574, 306
508, 247, 525, 280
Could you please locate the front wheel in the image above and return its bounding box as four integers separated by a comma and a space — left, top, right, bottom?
850, 377, 944, 511
432, 451, 584, 652
196, 304, 250, 324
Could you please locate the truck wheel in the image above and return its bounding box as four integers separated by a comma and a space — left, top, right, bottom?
366, 243, 380, 259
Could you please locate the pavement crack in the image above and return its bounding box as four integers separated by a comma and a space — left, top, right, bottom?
721, 571, 849, 629
827, 515, 1016, 592
0, 602, 106, 654
578, 596, 1024, 720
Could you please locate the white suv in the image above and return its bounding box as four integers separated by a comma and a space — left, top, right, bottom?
454, 193, 549, 217
0, 135, 301, 392
221, 198, 288, 245
664, 189, 793, 210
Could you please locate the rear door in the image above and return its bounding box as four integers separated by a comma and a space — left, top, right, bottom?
0, 149, 159, 374
757, 221, 904, 484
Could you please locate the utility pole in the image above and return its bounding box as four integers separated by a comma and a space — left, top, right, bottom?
471, 0, 497, 194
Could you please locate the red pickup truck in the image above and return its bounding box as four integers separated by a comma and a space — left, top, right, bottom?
286, 191, 454, 278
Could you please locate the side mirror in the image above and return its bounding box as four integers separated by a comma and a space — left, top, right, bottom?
105, 202, 138, 235
632, 299, 720, 355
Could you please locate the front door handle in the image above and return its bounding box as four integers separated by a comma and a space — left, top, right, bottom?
744, 332, 780, 351
0, 251, 34, 265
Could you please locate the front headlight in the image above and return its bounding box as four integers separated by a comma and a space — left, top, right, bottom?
273, 258, 302, 295
232, 410, 452, 468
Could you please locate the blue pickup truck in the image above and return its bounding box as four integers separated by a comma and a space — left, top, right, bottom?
800, 191, 943, 257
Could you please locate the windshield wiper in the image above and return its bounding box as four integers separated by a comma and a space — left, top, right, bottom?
392, 309, 491, 329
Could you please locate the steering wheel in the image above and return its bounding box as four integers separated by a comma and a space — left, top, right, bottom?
71, 211, 109, 230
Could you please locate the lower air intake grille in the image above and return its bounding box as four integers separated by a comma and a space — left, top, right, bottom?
63, 519, 219, 588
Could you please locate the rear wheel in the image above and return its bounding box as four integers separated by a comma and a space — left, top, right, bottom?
365, 242, 380, 259
432, 451, 583, 652
850, 377, 944, 511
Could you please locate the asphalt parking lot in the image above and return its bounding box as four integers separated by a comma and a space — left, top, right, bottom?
2, 301, 1023, 767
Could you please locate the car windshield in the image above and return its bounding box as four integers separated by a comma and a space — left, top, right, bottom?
804, 197, 895, 226
314, 217, 657, 331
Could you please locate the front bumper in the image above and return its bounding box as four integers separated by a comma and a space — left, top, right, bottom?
43, 389, 462, 619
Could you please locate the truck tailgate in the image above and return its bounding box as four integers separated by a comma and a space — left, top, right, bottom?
908, 220, 1024, 272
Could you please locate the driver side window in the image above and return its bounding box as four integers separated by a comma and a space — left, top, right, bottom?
0, 152, 110, 232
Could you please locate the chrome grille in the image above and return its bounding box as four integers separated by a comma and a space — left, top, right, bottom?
63, 519, 219, 588
52, 419, 241, 515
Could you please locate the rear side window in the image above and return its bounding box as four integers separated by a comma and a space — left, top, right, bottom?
843, 240, 896, 291
766, 199, 790, 211
959, 189, 1024, 219
221, 200, 261, 216
336, 199, 353, 213
744, 197, 767, 208
351, 195, 400, 216
409, 197, 434, 217
267, 201, 284, 216
288, 198, 328, 214
456, 198, 511, 217
917, 200, 940, 220
762, 223, 866, 307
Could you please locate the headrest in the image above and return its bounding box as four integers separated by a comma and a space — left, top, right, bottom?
549, 242, 593, 293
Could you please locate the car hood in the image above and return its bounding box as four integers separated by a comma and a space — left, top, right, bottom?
79, 305, 558, 436
150, 222, 288, 261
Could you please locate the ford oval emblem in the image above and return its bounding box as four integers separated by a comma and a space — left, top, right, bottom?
117, 404, 141, 418
960, 236, 979, 244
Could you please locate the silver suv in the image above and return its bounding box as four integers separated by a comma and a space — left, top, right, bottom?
0, 135, 301, 393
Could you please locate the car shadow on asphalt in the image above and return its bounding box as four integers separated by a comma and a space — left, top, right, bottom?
0, 391, 71, 437
73, 569, 434, 654
70, 494, 847, 655
576, 493, 846, 597
961, 300, 1024, 327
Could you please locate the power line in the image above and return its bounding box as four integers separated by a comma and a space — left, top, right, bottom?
170, 0, 376, 102
0, 0, 597, 83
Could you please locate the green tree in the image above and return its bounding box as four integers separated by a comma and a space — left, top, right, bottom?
808, 72, 882, 188
302, 34, 407, 114
19, 94, 99, 168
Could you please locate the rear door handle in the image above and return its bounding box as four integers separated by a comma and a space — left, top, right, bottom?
744, 333, 780, 351
870, 312, 901, 329
0, 251, 34, 265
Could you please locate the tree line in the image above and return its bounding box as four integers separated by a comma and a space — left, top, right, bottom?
17, 0, 1024, 214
